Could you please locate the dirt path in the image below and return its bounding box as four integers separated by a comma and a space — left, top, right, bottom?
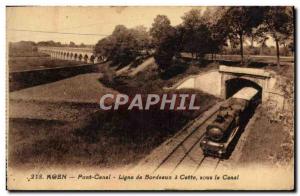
128, 57, 155, 76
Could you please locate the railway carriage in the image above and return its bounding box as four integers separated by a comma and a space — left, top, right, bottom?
200, 87, 260, 158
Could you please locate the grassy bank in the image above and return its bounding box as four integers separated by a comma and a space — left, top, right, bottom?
9, 58, 221, 168
9, 56, 83, 72
9, 89, 219, 168
239, 106, 294, 166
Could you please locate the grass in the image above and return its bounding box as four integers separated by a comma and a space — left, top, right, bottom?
8, 48, 85, 72
101, 58, 219, 94
9, 56, 83, 72
182, 53, 294, 63
9, 50, 50, 57
9, 58, 221, 169
9, 88, 220, 168
214, 54, 294, 63
266, 62, 294, 79
9, 54, 294, 169
239, 106, 294, 166
10, 73, 117, 104
9, 53, 294, 169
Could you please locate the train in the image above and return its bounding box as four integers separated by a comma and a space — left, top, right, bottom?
200, 87, 261, 158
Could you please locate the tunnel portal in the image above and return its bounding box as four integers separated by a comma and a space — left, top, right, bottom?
219, 65, 271, 103
225, 78, 262, 101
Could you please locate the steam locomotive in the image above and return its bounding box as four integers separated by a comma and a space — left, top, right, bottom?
200, 87, 260, 158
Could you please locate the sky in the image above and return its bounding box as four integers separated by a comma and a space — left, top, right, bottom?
7, 6, 202, 45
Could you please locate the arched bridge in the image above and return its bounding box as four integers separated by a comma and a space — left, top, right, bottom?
37, 46, 106, 64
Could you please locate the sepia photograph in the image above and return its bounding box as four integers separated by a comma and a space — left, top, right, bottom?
6, 6, 295, 190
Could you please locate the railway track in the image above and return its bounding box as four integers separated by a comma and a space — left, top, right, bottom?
136, 102, 223, 174
136, 89, 262, 175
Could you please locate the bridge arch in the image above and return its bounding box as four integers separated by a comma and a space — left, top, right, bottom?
97, 55, 104, 62
95, 56, 100, 62
84, 54, 89, 62
78, 54, 83, 61
90, 55, 95, 63
225, 77, 262, 100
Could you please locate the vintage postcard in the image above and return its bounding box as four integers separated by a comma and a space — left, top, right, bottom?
6, 6, 295, 190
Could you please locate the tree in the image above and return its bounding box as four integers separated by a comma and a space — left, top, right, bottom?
257, 35, 269, 55
150, 15, 178, 70
262, 7, 294, 66
288, 41, 294, 56
223, 7, 266, 64
95, 25, 151, 66
202, 7, 229, 60
110, 25, 138, 65
79, 43, 86, 47
69, 41, 76, 47
95, 36, 116, 60
37, 40, 61, 47
181, 9, 212, 60
150, 15, 172, 47
153, 27, 177, 71
173, 24, 186, 56
131, 25, 151, 55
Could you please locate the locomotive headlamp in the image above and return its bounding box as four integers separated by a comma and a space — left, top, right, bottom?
208, 127, 223, 141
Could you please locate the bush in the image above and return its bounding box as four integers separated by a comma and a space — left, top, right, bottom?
153, 31, 177, 71
160, 59, 189, 80
154, 49, 175, 71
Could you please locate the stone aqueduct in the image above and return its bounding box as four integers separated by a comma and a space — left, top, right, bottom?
38, 46, 106, 63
